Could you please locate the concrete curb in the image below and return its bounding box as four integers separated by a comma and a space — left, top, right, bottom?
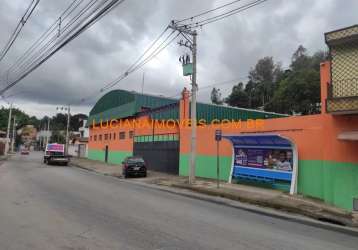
69, 162, 358, 236
169, 183, 355, 227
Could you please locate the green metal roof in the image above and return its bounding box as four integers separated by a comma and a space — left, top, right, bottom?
88, 89, 178, 125
88, 89, 288, 126
195, 102, 287, 121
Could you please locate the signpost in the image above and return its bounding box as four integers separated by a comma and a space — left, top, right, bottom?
215, 129, 222, 188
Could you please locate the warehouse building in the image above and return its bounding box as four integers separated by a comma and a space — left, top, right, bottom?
87, 89, 285, 175
88, 25, 358, 211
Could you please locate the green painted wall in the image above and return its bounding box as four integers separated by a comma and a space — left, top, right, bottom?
88, 149, 132, 165
88, 149, 105, 161
179, 153, 232, 181
108, 151, 132, 164
298, 159, 358, 211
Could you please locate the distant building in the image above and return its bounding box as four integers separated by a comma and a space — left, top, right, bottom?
68, 119, 89, 158
0, 130, 6, 155
79, 119, 89, 138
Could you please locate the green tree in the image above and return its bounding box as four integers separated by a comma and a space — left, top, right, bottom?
50, 130, 65, 144
50, 113, 67, 130
70, 113, 88, 131
0, 106, 40, 131
210, 87, 223, 105
225, 82, 249, 108
246, 57, 283, 108
265, 46, 327, 114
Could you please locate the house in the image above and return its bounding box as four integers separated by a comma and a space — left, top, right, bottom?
68, 119, 89, 158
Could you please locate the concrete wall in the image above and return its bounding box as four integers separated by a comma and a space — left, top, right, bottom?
87, 62, 358, 211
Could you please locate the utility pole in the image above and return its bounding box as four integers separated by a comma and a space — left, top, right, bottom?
5, 103, 12, 155
56, 105, 70, 155
190, 32, 197, 185
65, 105, 70, 156
169, 21, 198, 184
11, 116, 16, 153
45, 118, 50, 146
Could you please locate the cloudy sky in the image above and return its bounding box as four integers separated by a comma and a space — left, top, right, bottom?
0, 0, 357, 118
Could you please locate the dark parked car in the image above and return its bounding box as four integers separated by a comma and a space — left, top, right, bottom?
122, 156, 147, 178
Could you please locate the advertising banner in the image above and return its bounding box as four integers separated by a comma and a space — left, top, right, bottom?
234, 148, 293, 172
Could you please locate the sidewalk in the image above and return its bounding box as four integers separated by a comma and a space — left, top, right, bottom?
70, 157, 358, 228
0, 155, 9, 164
70, 157, 123, 177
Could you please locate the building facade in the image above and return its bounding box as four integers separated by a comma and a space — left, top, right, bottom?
88, 25, 358, 211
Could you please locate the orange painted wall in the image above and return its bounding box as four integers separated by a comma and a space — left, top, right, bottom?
179, 114, 358, 163
88, 61, 358, 165
89, 123, 133, 152
179, 61, 358, 165
88, 115, 180, 152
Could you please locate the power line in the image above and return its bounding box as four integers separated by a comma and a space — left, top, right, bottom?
2, 0, 92, 83
0, 0, 126, 96
179, 0, 268, 30
73, 1, 269, 105
73, 28, 180, 105
126, 26, 170, 73
0, 0, 40, 62
77, 0, 266, 105
9, 0, 99, 80
175, 0, 243, 24
5, 0, 85, 76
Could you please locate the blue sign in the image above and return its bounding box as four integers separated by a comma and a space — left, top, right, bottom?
215, 130, 222, 141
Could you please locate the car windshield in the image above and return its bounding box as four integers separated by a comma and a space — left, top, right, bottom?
127, 157, 144, 164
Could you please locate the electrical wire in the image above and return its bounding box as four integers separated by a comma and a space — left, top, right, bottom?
9, 0, 100, 79
98, 31, 179, 92
5, 0, 85, 76
126, 26, 170, 73
0, 0, 40, 62
179, 0, 268, 30
72, 30, 180, 105
76, 0, 269, 106
0, 0, 126, 95
175, 0, 243, 24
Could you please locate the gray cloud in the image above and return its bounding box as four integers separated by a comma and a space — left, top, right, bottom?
0, 0, 357, 118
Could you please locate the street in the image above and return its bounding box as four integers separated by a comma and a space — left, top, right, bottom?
0, 152, 357, 250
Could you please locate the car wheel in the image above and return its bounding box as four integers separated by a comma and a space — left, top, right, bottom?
143, 172, 147, 178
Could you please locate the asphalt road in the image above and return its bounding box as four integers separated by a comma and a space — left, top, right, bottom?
0, 152, 357, 250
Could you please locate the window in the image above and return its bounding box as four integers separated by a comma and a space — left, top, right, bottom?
104, 134, 108, 140
113, 133, 116, 140
90, 136, 92, 141
119, 132, 125, 140
94, 135, 97, 141
99, 135, 102, 141
109, 133, 112, 140
129, 131, 134, 139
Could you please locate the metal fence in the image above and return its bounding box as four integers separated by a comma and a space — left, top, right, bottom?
326, 25, 358, 113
